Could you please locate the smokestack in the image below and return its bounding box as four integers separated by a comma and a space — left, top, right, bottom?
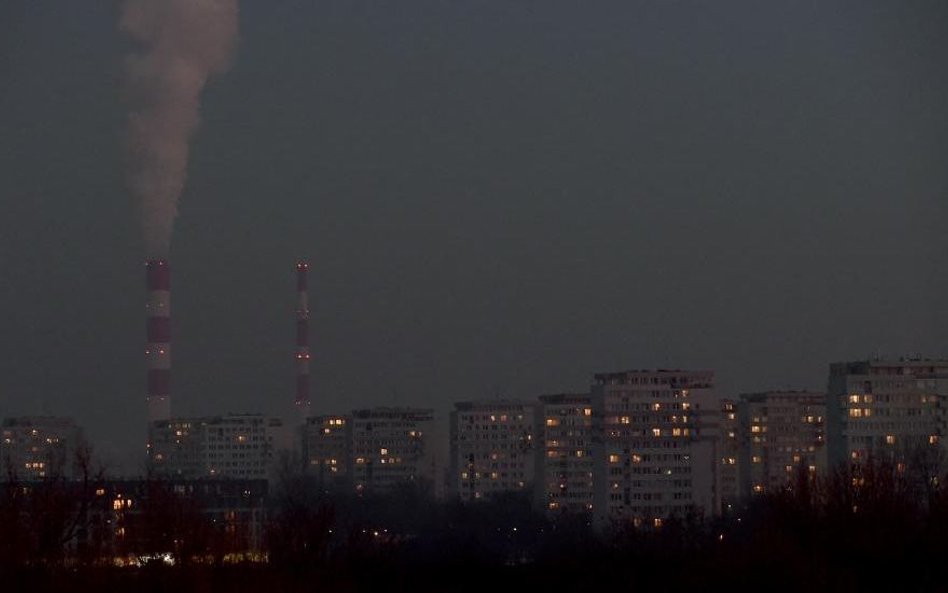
295, 260, 311, 419
146, 259, 171, 422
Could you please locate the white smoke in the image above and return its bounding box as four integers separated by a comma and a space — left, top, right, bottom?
120, 0, 238, 256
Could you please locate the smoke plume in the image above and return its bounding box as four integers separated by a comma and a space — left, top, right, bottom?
120, 0, 238, 256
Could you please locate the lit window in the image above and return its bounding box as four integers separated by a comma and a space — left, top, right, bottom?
631, 454, 642, 464
653, 518, 663, 528
575, 450, 584, 458
620, 416, 631, 425
752, 456, 762, 464
848, 409, 863, 418
583, 408, 592, 417
651, 403, 661, 411
753, 484, 764, 493
751, 425, 761, 433
848, 395, 860, 404
545, 418, 559, 427
95, 488, 105, 497
672, 428, 682, 437
930, 435, 940, 446
608, 454, 620, 464
652, 428, 661, 437
380, 448, 388, 455
885, 435, 895, 445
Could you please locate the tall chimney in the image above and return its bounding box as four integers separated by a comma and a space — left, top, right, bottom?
145, 259, 171, 422
295, 260, 312, 419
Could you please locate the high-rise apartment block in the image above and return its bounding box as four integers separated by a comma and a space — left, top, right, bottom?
148, 414, 285, 480
0, 417, 84, 481
827, 359, 948, 467
302, 414, 351, 487
738, 391, 826, 496
449, 400, 538, 501
592, 370, 718, 528
538, 393, 595, 514
351, 407, 436, 495
717, 399, 741, 514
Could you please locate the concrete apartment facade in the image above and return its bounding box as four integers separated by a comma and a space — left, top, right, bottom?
449, 400, 539, 501
591, 369, 719, 529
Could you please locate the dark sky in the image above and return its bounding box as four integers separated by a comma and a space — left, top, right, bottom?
1, 1, 946, 471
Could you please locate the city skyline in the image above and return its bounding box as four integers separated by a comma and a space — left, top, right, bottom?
2, 1, 946, 473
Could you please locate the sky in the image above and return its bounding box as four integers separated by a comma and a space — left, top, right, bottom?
1, 1, 946, 471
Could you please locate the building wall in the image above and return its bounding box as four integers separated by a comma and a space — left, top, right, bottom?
827, 360, 948, 469
591, 370, 717, 529
302, 414, 351, 489
738, 391, 826, 498
537, 393, 594, 515
449, 400, 538, 501
718, 399, 741, 515
0, 417, 84, 481
83, 478, 269, 560
148, 414, 282, 480
351, 407, 436, 495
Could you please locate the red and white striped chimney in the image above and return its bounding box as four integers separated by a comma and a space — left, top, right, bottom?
145, 259, 171, 422
295, 260, 312, 419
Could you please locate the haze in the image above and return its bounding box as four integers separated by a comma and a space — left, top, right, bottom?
1, 1, 945, 471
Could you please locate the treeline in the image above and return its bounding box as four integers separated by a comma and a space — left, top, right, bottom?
3, 456, 948, 592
